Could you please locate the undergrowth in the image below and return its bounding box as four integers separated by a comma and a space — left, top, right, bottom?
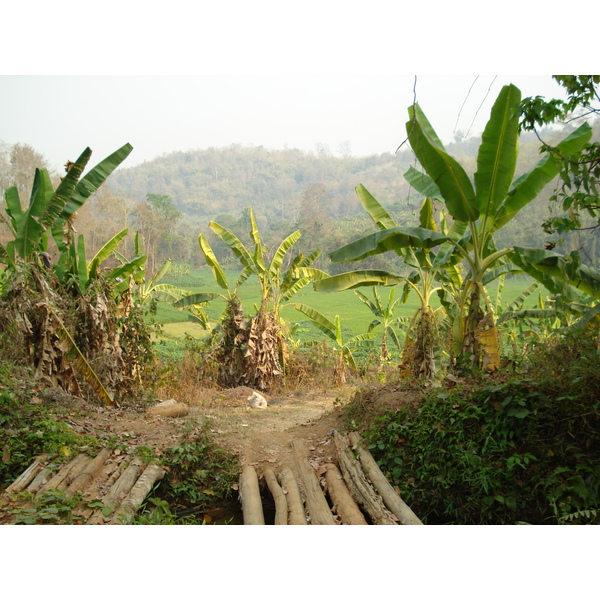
361, 328, 600, 524
0, 362, 97, 489
155, 419, 239, 511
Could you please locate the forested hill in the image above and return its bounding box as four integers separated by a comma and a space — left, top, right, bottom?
101, 123, 598, 271
107, 128, 570, 227
108, 144, 421, 224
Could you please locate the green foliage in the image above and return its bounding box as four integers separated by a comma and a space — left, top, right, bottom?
158, 420, 239, 507
0, 364, 96, 488
2, 144, 132, 266
519, 76, 600, 237
361, 327, 600, 524
8, 489, 81, 525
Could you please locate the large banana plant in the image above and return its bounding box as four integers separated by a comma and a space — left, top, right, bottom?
403, 84, 591, 368
205, 206, 327, 318
2, 143, 133, 267
187, 207, 327, 389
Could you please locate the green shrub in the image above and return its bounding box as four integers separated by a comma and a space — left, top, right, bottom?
158, 420, 239, 507
362, 330, 600, 524
0, 363, 94, 489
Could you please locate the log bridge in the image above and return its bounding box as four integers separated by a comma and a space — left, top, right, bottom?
3, 430, 422, 525
239, 430, 423, 525
2, 449, 166, 524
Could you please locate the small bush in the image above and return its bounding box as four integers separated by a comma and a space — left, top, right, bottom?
158, 420, 239, 508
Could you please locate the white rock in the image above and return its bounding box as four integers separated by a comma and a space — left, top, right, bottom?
247, 391, 268, 409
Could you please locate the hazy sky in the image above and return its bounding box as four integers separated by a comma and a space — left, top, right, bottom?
0, 75, 567, 173
0, 2, 587, 175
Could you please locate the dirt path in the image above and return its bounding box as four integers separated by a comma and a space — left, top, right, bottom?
53, 385, 358, 478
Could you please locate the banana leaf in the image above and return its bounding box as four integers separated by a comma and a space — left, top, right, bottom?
293, 303, 341, 346
330, 226, 448, 263
493, 123, 592, 230
149, 284, 195, 304
269, 229, 302, 278
403, 167, 444, 204
355, 184, 397, 229
407, 103, 477, 223
173, 292, 219, 308
248, 206, 266, 273
42, 148, 92, 229
60, 143, 133, 223
565, 303, 600, 334
506, 282, 539, 312
110, 255, 147, 284
199, 234, 229, 291
208, 222, 255, 272
512, 246, 600, 301
4, 186, 23, 232
88, 228, 129, 281
313, 270, 403, 293
13, 169, 55, 259
474, 84, 520, 217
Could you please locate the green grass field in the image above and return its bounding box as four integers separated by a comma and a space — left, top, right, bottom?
152, 267, 546, 348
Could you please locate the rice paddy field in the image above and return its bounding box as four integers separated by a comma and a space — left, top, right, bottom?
151, 267, 547, 359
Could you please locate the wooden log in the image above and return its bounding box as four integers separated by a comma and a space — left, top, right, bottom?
349, 432, 423, 525
264, 468, 288, 525
37, 454, 90, 495
109, 464, 166, 525
239, 465, 265, 525
57, 455, 93, 491
333, 430, 397, 525
87, 463, 142, 524
291, 439, 336, 525
279, 468, 307, 525
324, 463, 368, 525
25, 466, 55, 493
65, 448, 112, 498
4, 454, 49, 495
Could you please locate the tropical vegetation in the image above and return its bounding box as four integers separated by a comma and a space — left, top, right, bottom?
0, 77, 598, 525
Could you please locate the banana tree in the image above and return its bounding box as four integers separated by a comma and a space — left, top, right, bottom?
354, 287, 405, 361
2, 144, 133, 267
403, 84, 592, 369
313, 190, 452, 378
292, 303, 376, 384
190, 207, 326, 389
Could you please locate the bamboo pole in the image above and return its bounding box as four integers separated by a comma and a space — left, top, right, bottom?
324, 462, 367, 525
65, 448, 112, 498
291, 440, 336, 525
333, 430, 397, 525
4, 454, 49, 495
109, 464, 166, 525
87, 463, 142, 524
37, 454, 90, 495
